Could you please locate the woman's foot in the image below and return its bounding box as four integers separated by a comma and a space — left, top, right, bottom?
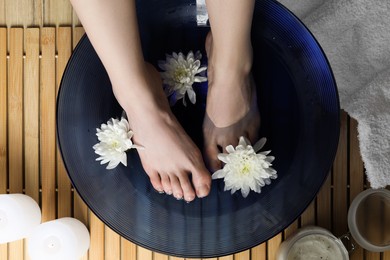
120, 63, 211, 202
203, 32, 260, 172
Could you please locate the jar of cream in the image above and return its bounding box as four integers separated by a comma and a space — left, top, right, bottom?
276, 226, 350, 260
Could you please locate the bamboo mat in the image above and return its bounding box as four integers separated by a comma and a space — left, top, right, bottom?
0, 27, 389, 260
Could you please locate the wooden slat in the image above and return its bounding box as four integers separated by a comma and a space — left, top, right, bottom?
71, 27, 89, 242
349, 118, 365, 260
0, 25, 7, 260
72, 27, 85, 48
72, 9, 81, 27
349, 118, 364, 201
218, 255, 233, 260
283, 220, 298, 239
43, 0, 73, 26
105, 226, 120, 260
121, 238, 137, 260
316, 173, 332, 230
89, 213, 105, 260
383, 250, 390, 260
24, 28, 40, 203
40, 27, 56, 222
169, 256, 185, 260
235, 250, 250, 260
251, 243, 266, 260
365, 251, 381, 260
332, 111, 349, 236
0, 28, 7, 193
153, 252, 168, 260
0, 237, 6, 259
73, 189, 89, 223
56, 26, 72, 218
0, 2, 5, 25
5, 0, 34, 27
8, 28, 23, 194
266, 234, 281, 260
31, 0, 43, 26
300, 200, 316, 227
8, 27, 24, 260
137, 246, 153, 260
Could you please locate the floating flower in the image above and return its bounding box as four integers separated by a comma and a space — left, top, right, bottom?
93, 117, 142, 170
158, 51, 207, 106
212, 136, 277, 198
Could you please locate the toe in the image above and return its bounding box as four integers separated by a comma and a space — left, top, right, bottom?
178, 173, 196, 202
191, 165, 211, 198
204, 145, 221, 172
170, 175, 184, 200
148, 171, 164, 193
220, 134, 240, 153
160, 173, 172, 195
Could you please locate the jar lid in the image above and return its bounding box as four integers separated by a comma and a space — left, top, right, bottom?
348, 188, 390, 252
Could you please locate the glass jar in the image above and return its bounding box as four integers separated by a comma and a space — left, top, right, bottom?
276, 226, 350, 260
348, 188, 390, 252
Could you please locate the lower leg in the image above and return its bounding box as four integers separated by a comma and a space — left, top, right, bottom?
204, 0, 260, 171
71, 0, 211, 201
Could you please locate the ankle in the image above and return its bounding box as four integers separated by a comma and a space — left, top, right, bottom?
208, 47, 253, 83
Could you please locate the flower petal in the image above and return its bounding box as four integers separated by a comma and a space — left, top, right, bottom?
106, 159, 120, 170
253, 137, 267, 152
241, 187, 250, 198
187, 88, 196, 104
194, 76, 207, 82
226, 145, 235, 153
217, 153, 229, 163
212, 169, 226, 179
197, 66, 207, 73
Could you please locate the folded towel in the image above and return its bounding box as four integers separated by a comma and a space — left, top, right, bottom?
278, 0, 390, 188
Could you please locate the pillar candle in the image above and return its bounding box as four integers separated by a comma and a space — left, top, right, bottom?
27, 217, 90, 260
0, 194, 41, 243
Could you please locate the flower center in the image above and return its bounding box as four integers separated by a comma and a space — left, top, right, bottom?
110, 140, 120, 149
173, 67, 191, 82
234, 153, 254, 176
240, 162, 252, 175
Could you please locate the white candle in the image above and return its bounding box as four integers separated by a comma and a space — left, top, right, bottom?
0, 194, 41, 243
27, 217, 90, 260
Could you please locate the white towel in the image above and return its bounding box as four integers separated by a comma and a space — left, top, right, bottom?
278, 0, 390, 188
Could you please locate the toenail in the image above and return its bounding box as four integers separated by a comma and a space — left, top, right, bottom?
154, 188, 165, 194
197, 185, 209, 198
185, 195, 195, 202
175, 195, 183, 200
166, 190, 172, 195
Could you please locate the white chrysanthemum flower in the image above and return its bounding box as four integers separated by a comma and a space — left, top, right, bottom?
158, 51, 207, 106
212, 136, 277, 198
93, 117, 142, 170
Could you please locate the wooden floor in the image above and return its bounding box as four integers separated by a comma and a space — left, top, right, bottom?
0, 2, 389, 260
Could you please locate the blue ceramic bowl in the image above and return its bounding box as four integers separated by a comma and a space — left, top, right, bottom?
57, 0, 339, 257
